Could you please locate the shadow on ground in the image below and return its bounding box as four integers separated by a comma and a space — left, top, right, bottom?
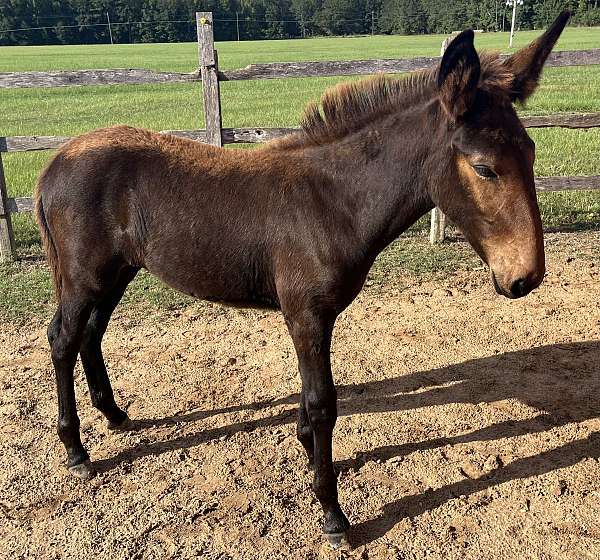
93, 340, 600, 545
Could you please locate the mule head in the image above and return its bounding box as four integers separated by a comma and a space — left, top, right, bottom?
432, 11, 570, 299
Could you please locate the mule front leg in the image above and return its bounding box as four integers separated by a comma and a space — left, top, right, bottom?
297, 392, 314, 468
287, 312, 350, 547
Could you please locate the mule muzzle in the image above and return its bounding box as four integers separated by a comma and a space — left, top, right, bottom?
492, 270, 544, 299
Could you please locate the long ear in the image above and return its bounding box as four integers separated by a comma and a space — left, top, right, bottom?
503, 10, 571, 102
437, 30, 480, 122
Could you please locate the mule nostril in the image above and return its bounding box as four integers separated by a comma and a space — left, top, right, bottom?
510, 278, 528, 298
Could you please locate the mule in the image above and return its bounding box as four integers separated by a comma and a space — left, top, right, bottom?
36, 12, 570, 547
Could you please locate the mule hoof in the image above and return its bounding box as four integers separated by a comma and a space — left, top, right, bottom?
107, 415, 133, 431
325, 531, 350, 550
68, 459, 96, 481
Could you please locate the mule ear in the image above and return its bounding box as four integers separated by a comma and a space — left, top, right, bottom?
503, 10, 571, 102
437, 30, 481, 122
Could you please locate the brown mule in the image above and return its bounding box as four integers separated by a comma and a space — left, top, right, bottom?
36, 12, 570, 547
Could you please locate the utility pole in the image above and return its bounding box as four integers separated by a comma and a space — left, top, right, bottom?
236, 11, 240, 41
106, 12, 113, 44
371, 11, 374, 36
508, 0, 521, 48
495, 0, 498, 31
509, 1, 517, 47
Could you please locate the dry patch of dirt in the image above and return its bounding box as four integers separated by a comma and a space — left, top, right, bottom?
1, 232, 599, 559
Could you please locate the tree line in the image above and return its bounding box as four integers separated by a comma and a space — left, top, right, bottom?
1, 0, 598, 46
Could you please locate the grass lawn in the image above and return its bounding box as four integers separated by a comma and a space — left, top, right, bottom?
0, 28, 598, 73
0, 28, 598, 321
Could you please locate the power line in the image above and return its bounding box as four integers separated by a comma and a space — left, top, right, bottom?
214, 18, 369, 23
36, 15, 80, 20
0, 20, 195, 34
0, 16, 373, 36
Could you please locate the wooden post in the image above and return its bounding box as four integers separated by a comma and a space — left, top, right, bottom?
429, 36, 451, 244
0, 152, 16, 262
196, 12, 223, 147
429, 205, 447, 244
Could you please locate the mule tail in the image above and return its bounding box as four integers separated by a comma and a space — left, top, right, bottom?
35, 171, 62, 303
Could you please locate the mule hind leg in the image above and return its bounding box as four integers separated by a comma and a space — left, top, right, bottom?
50, 286, 97, 480
80, 266, 139, 430
49, 253, 134, 481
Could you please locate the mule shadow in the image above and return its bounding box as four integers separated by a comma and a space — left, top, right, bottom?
93, 340, 600, 545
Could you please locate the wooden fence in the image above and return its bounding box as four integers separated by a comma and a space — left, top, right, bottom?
1, 11, 599, 261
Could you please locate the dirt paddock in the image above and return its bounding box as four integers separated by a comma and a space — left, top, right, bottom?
1, 232, 599, 559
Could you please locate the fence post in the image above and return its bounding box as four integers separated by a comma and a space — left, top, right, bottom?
0, 152, 16, 262
196, 12, 223, 147
429, 36, 451, 244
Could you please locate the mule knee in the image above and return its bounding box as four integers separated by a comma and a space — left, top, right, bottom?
297, 420, 313, 444
79, 321, 102, 370
305, 388, 337, 428
81, 311, 107, 343
51, 336, 78, 367
297, 404, 315, 464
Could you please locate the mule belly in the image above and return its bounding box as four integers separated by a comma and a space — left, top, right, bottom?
143, 244, 279, 310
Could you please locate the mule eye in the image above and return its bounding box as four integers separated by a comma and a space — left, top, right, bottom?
473, 165, 498, 179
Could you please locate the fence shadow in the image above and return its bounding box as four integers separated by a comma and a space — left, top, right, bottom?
350, 429, 600, 545
93, 340, 600, 543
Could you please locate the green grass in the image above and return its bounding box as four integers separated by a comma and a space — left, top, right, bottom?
0, 28, 598, 73
0, 260, 190, 325
0, 29, 599, 322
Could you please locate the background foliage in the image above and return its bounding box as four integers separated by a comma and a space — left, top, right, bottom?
1, 0, 599, 45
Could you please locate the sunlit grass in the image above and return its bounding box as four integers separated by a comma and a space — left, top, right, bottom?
0, 27, 597, 73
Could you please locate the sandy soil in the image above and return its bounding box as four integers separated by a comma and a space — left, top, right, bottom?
1, 231, 599, 560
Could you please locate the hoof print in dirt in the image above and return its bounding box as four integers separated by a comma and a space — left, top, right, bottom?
68, 460, 97, 481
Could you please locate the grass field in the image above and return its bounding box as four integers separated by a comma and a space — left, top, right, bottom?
0, 29, 599, 321
1, 28, 599, 73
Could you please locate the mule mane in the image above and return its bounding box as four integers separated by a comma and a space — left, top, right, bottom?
274, 52, 513, 149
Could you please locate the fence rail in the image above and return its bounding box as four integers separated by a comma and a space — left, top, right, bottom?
219, 49, 600, 81
3, 112, 600, 153
2, 49, 600, 89
5, 176, 598, 217
0, 12, 599, 261
0, 68, 199, 89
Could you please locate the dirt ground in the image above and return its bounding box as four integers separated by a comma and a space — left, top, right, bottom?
1, 231, 599, 560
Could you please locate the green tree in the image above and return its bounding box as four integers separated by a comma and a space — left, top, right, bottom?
534, 0, 576, 26
0, 0, 585, 45
316, 0, 369, 35
290, 0, 321, 36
